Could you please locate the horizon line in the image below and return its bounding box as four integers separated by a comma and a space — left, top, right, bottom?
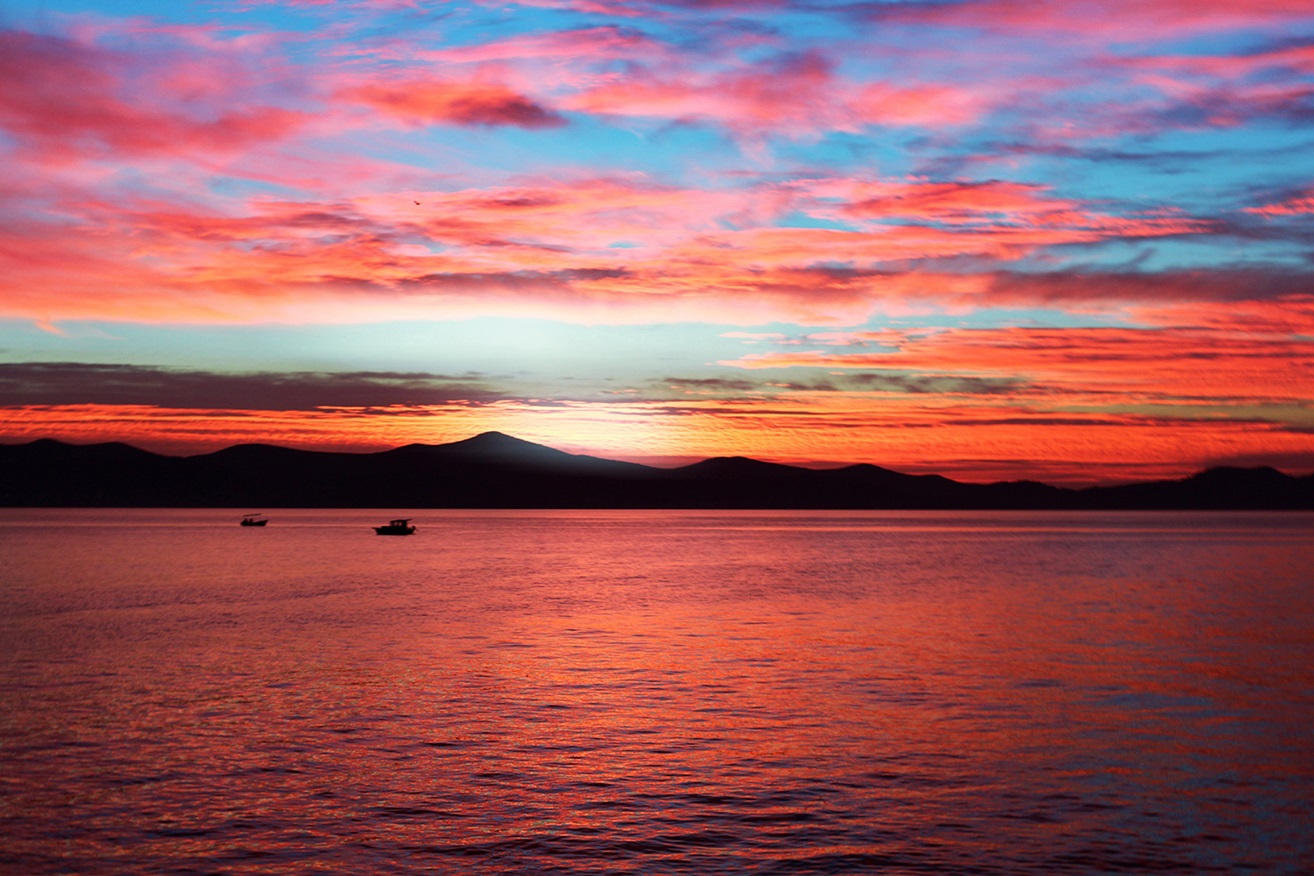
6, 431, 1309, 492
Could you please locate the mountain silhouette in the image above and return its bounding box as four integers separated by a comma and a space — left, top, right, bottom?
1, 432, 1311, 509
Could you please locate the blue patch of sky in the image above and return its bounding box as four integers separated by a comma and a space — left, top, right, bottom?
1004, 147, 1216, 204
0, 320, 280, 371
1152, 30, 1286, 58
454, 2, 585, 38
5, 0, 201, 28
1145, 122, 1295, 165
208, 175, 305, 201
986, 125, 1314, 219
8, 0, 342, 38
835, 25, 1009, 80
0, 306, 1083, 370
1127, 235, 1312, 271
645, 125, 755, 180
1008, 224, 1309, 272
1140, 127, 1314, 193
85, 166, 200, 211
726, 6, 852, 44
878, 307, 1138, 331
772, 130, 923, 178
343, 114, 740, 189
0, 319, 763, 385
775, 211, 861, 232
522, 118, 742, 181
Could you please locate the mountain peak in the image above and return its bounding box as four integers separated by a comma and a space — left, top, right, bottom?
455, 431, 541, 450
440, 430, 574, 463
678, 456, 807, 477
3, 436, 1311, 508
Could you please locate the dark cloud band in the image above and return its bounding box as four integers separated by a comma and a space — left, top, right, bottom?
0, 363, 506, 410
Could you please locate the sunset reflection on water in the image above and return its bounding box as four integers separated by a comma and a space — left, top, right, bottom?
1, 509, 1311, 873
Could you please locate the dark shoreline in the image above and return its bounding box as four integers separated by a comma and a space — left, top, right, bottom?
4, 432, 1312, 510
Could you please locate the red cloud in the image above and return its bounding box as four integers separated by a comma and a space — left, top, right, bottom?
804, 179, 1082, 224
0, 170, 1229, 327
342, 79, 566, 128
1133, 296, 1314, 336
562, 51, 830, 134
0, 28, 307, 162
1246, 190, 1314, 218
850, 82, 987, 129
1126, 43, 1314, 81
561, 51, 988, 136
721, 324, 1314, 404
979, 268, 1314, 307
413, 25, 659, 69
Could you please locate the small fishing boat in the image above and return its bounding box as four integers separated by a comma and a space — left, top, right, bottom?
374, 518, 416, 535
240, 514, 268, 527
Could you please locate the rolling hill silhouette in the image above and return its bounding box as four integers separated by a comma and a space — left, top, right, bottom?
2, 432, 1311, 509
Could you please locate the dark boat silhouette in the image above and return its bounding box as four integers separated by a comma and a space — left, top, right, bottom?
374, 518, 416, 535
240, 514, 268, 527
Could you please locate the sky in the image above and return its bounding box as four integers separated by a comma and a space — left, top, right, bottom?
2, 0, 1313, 485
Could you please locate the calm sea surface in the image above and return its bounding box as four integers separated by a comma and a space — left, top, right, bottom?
1, 509, 1312, 874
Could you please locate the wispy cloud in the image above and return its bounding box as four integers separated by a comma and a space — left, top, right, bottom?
720, 324, 1314, 406
0, 363, 508, 409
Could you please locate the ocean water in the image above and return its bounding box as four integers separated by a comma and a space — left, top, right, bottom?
1, 508, 1312, 874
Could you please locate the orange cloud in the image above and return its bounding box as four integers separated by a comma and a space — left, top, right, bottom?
0, 171, 1228, 327
721, 324, 1314, 405
1131, 296, 1314, 336
810, 179, 1082, 224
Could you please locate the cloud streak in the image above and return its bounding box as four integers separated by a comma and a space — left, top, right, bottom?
0, 363, 507, 410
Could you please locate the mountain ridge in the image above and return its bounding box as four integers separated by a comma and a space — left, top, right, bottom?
2, 432, 1312, 509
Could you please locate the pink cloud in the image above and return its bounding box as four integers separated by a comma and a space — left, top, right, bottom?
996, 38, 1314, 143
0, 28, 307, 163
1245, 188, 1314, 217
0, 167, 1232, 328
721, 324, 1314, 404
413, 25, 660, 67
561, 50, 988, 137
341, 78, 566, 128
799, 178, 1083, 225
849, 82, 987, 128
1127, 43, 1314, 81
1122, 74, 1314, 130
1132, 296, 1314, 336
562, 51, 829, 133
887, 0, 1314, 40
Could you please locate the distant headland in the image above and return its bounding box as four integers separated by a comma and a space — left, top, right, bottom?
2, 431, 1312, 509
